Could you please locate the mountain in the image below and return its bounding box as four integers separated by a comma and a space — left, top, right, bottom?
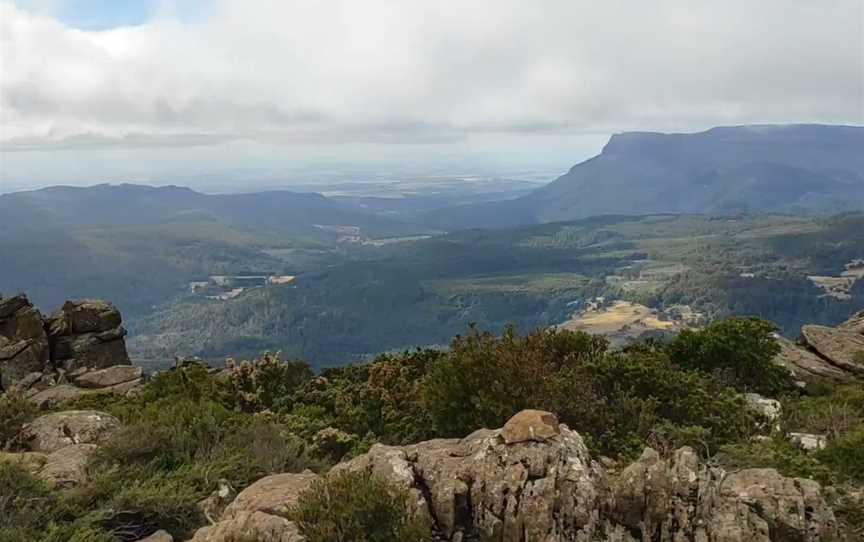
0, 183, 411, 238
428, 124, 864, 229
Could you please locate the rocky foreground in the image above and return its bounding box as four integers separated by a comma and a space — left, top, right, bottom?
11, 408, 839, 542
2, 295, 862, 541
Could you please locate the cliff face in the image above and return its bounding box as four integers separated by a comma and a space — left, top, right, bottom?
428, 124, 864, 230
0, 294, 136, 403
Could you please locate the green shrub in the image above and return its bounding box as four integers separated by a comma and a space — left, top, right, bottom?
422, 326, 607, 438
666, 317, 790, 394
818, 427, 864, 482
291, 470, 430, 542
0, 392, 37, 450
225, 353, 313, 412
421, 326, 755, 458
0, 461, 54, 533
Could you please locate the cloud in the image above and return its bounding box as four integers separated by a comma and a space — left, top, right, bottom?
1, 0, 862, 152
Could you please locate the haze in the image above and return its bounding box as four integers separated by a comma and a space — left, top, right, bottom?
1, 0, 862, 191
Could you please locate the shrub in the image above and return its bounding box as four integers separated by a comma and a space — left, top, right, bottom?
291, 470, 430, 542
0, 461, 54, 533
666, 317, 790, 394
224, 353, 313, 412
421, 326, 755, 458
818, 427, 864, 482
422, 326, 607, 438
0, 392, 37, 450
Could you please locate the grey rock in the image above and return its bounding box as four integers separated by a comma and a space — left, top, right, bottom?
38, 443, 98, 487
73, 364, 142, 388
137, 530, 174, 542
331, 409, 838, 542
24, 410, 121, 453
801, 325, 864, 376
0, 294, 49, 389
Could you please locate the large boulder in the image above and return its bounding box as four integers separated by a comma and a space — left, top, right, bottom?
838, 310, 864, 335
500, 408, 560, 444
222, 472, 319, 521
73, 365, 143, 388
801, 325, 864, 376
333, 409, 838, 542
607, 447, 836, 541
0, 294, 49, 390
38, 443, 98, 487
137, 531, 173, 542
188, 511, 305, 542
24, 410, 121, 453
46, 299, 130, 370
772, 335, 852, 383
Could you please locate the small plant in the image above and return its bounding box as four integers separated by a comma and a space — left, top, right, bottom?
291, 470, 430, 542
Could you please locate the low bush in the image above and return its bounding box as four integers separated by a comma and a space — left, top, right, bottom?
0, 392, 37, 450
290, 470, 431, 542
666, 317, 790, 395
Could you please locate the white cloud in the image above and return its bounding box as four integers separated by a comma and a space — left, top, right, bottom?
0, 0, 862, 183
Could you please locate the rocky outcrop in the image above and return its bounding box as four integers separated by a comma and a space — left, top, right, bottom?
137, 531, 174, 542
3, 410, 120, 488
331, 409, 837, 542
188, 511, 305, 542
838, 309, 864, 334
188, 473, 317, 542
46, 299, 130, 371
801, 325, 864, 376
24, 410, 121, 453
222, 472, 318, 521
0, 294, 141, 400
0, 294, 49, 390
38, 443, 99, 487
773, 335, 852, 384
772, 312, 864, 386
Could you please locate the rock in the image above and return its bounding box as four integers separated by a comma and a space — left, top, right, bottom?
73, 365, 142, 388
38, 443, 97, 487
188, 511, 305, 542
27, 377, 144, 407
715, 468, 836, 541
789, 432, 828, 451
0, 294, 49, 390
51, 329, 131, 371
198, 480, 236, 524
46, 299, 122, 335
0, 451, 49, 472
773, 335, 852, 383
333, 411, 838, 541
336, 413, 603, 540
839, 310, 864, 334
137, 531, 173, 542
801, 325, 864, 376
500, 409, 560, 444
24, 410, 121, 453
46, 299, 130, 370
744, 393, 782, 422
223, 472, 318, 521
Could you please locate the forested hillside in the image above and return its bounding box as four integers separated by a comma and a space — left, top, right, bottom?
130, 213, 864, 367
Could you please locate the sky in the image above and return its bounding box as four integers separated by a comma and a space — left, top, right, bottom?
1, 0, 862, 191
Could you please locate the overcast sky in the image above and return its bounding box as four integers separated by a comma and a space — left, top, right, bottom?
1, 0, 862, 190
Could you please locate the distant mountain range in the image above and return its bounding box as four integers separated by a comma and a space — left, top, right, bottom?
427, 124, 864, 229
0, 183, 412, 239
